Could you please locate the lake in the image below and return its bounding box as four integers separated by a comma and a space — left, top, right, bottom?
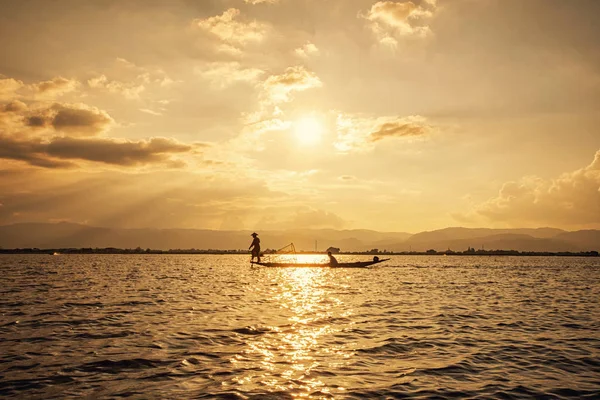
1, 254, 599, 399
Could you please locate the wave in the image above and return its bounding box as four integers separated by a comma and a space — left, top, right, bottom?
1, 254, 599, 399
72, 358, 172, 373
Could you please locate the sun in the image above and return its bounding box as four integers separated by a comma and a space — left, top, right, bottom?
293, 116, 323, 146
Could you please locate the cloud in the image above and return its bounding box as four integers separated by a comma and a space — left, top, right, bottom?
0, 78, 24, 100
46, 137, 192, 166
335, 114, 431, 152
261, 65, 322, 104
88, 75, 145, 99
237, 65, 322, 136
0, 91, 192, 169
0, 135, 194, 168
369, 115, 432, 141
114, 57, 176, 87
244, 0, 279, 4
462, 150, 600, 227
52, 104, 113, 135
1, 100, 113, 138
196, 62, 264, 89
0, 100, 28, 129
362, 0, 437, 46
86, 58, 176, 100
0, 136, 76, 168
294, 42, 320, 58
2, 76, 79, 100
0, 71, 196, 171
25, 103, 114, 136
30, 77, 79, 98
194, 8, 268, 47
26, 115, 46, 127
139, 108, 162, 116
2, 100, 27, 113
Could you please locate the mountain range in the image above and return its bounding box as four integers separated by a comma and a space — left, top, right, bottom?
0, 222, 598, 252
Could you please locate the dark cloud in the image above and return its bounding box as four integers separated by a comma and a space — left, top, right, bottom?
369, 118, 431, 142
0, 100, 27, 130
2, 100, 27, 112
51, 104, 112, 135
0, 96, 193, 169
0, 135, 193, 168
26, 115, 47, 128
47, 136, 192, 166
23, 103, 114, 136
0, 135, 75, 168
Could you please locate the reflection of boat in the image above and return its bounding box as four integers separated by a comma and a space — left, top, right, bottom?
251, 258, 390, 268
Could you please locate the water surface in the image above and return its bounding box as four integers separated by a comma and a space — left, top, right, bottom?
1, 255, 599, 398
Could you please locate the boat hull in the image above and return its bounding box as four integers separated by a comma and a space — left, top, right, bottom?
251, 259, 390, 268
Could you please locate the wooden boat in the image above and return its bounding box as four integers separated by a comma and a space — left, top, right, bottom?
251, 258, 390, 268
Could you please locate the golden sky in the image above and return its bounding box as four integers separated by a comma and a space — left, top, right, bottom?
0, 0, 599, 232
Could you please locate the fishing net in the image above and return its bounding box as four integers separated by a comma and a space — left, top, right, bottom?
255, 243, 297, 264
276, 243, 296, 255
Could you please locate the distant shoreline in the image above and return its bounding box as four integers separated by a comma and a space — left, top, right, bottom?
0, 248, 598, 257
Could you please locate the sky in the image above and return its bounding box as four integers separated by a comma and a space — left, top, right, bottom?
0, 0, 599, 233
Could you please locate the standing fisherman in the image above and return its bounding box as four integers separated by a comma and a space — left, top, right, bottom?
249, 232, 261, 263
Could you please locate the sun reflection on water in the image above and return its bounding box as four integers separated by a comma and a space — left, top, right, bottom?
229, 265, 352, 396
266, 253, 331, 265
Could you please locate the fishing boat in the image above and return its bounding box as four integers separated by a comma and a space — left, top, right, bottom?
251, 258, 390, 268
251, 243, 389, 268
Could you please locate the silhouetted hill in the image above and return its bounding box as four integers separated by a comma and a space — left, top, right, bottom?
265, 229, 411, 252
390, 228, 597, 252
0, 223, 411, 252
555, 230, 600, 250
403, 234, 582, 252
0, 223, 597, 252
406, 227, 566, 243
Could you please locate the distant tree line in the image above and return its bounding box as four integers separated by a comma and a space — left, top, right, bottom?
0, 247, 249, 255
0, 247, 597, 257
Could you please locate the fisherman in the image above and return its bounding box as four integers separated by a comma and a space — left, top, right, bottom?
327, 251, 338, 266
249, 232, 261, 263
